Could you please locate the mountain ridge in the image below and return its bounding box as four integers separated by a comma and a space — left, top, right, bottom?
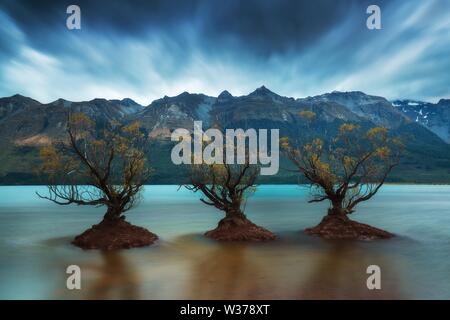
0, 88, 449, 184
2, 87, 447, 117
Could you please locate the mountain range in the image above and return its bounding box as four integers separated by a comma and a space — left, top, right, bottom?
1, 87, 449, 184
391, 99, 450, 143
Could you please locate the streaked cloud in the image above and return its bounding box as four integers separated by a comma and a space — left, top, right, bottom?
0, 0, 449, 104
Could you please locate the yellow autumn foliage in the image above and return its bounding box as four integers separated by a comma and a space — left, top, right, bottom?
298, 110, 316, 120
375, 146, 390, 158
339, 123, 359, 133
280, 136, 290, 149
367, 127, 388, 139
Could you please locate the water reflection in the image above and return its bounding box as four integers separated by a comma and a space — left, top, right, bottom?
296, 241, 405, 299
187, 243, 274, 299
177, 235, 408, 299
2, 185, 449, 299
84, 251, 140, 300
49, 234, 409, 299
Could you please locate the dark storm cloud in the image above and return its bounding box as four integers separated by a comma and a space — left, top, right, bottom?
0, 0, 449, 103
0, 0, 389, 55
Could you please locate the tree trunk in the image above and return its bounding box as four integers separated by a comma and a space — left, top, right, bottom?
218, 208, 248, 228
327, 200, 349, 221
225, 208, 246, 220
102, 206, 123, 223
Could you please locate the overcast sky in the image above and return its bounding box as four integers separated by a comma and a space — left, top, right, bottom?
0, 0, 449, 105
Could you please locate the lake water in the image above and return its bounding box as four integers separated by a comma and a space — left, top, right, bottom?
1, 185, 450, 299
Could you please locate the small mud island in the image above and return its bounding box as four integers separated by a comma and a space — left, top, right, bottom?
205, 213, 276, 242
73, 217, 158, 250
305, 210, 393, 240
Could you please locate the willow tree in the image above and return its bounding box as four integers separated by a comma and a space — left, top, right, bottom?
185, 139, 276, 241
281, 123, 402, 240
38, 113, 157, 249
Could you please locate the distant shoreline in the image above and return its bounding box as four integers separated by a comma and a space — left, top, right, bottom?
1, 183, 450, 187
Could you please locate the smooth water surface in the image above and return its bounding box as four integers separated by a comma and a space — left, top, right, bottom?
1, 185, 450, 299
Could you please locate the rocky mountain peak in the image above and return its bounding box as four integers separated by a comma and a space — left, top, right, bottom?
178, 91, 191, 98
11, 94, 28, 99
120, 98, 140, 107
50, 98, 72, 108
218, 90, 232, 99
1, 94, 40, 104
250, 85, 277, 97
217, 90, 233, 103
91, 98, 109, 103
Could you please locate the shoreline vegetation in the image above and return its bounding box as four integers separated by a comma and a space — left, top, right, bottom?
1, 182, 450, 186
30, 112, 427, 248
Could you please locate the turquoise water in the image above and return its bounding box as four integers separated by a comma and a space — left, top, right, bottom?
1, 185, 450, 299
